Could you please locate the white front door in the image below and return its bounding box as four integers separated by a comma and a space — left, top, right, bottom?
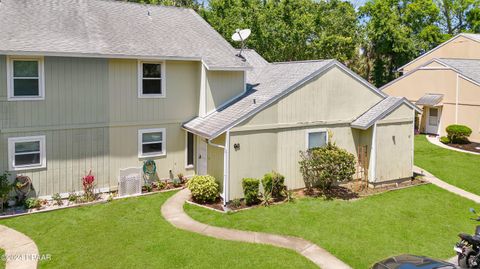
426, 107, 441, 134
196, 137, 207, 175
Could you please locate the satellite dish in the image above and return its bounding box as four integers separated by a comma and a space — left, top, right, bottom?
232, 29, 251, 42
231, 29, 251, 61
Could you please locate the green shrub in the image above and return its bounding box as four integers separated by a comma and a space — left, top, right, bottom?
68, 192, 79, 203
0, 172, 12, 211
262, 171, 286, 198
187, 175, 219, 203
156, 180, 166, 190
299, 143, 356, 191
25, 197, 41, 209
242, 178, 260, 205
446, 124, 472, 144
439, 136, 450, 144
52, 193, 63, 206
229, 198, 242, 208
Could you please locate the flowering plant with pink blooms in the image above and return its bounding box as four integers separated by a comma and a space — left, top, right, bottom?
82, 170, 96, 202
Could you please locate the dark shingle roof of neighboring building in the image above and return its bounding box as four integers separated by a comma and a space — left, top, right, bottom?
436, 58, 480, 84
0, 0, 249, 70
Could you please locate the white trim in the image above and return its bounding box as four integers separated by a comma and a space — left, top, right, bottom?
0, 50, 252, 71
223, 130, 230, 204
199, 64, 207, 117
138, 128, 166, 158
137, 60, 166, 98
6, 56, 45, 101
398, 34, 480, 71
411, 109, 415, 174
8, 135, 47, 171
305, 128, 328, 149
369, 123, 377, 182
185, 131, 195, 169
456, 73, 459, 123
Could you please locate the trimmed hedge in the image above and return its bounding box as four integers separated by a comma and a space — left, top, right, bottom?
439, 136, 450, 144
446, 124, 472, 144
242, 178, 260, 205
262, 171, 286, 198
187, 175, 219, 203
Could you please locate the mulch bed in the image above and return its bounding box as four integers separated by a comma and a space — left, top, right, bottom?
188, 178, 428, 212
446, 141, 480, 153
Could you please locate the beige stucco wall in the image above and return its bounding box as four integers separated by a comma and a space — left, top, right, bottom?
205, 70, 244, 113
402, 35, 480, 72
383, 67, 480, 141
227, 66, 414, 199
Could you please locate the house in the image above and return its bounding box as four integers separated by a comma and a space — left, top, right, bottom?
0, 0, 418, 201
383, 34, 480, 142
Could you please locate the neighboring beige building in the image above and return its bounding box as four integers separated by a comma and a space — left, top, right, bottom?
0, 0, 418, 201
383, 34, 480, 142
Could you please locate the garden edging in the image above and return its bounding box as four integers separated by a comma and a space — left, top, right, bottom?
161, 189, 352, 269
426, 135, 480, 155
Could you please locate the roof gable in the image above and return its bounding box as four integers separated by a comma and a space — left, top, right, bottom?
398, 34, 480, 72
0, 0, 249, 70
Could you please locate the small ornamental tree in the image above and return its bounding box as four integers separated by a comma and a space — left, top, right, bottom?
299, 143, 356, 191
446, 124, 472, 144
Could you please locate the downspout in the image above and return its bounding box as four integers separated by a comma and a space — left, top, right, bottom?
455, 74, 459, 124
369, 123, 377, 183
207, 132, 230, 205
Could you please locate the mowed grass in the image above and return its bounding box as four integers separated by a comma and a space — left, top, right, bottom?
0, 248, 4, 269
186, 184, 477, 269
415, 135, 480, 195
0, 192, 316, 269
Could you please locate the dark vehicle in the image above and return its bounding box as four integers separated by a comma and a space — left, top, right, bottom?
371, 254, 456, 269
455, 208, 480, 268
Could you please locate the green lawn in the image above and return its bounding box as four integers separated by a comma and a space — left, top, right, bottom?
186, 184, 477, 269
415, 135, 480, 195
0, 192, 316, 269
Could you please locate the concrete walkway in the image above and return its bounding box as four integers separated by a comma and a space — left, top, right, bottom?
161, 189, 351, 269
0, 224, 39, 269
414, 166, 480, 203
426, 135, 480, 156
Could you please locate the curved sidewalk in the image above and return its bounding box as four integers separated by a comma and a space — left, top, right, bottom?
0, 224, 39, 269
161, 189, 351, 269
414, 166, 480, 203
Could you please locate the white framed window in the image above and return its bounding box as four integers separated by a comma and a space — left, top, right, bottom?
306, 129, 328, 149
185, 131, 195, 169
138, 128, 166, 158
137, 60, 166, 98
8, 136, 47, 171
7, 56, 45, 101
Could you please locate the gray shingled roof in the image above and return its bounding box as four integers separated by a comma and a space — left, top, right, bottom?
436, 58, 480, 84
183, 55, 335, 138
0, 0, 249, 70
351, 97, 406, 130
416, 93, 443, 106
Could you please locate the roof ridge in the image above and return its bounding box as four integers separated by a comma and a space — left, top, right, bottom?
97, 0, 196, 11
272, 59, 333, 65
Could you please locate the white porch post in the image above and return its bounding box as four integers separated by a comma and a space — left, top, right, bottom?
222, 131, 230, 205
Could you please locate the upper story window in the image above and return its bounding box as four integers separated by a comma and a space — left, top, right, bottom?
138, 128, 166, 158
8, 136, 47, 171
7, 56, 45, 101
306, 129, 328, 149
138, 61, 166, 98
